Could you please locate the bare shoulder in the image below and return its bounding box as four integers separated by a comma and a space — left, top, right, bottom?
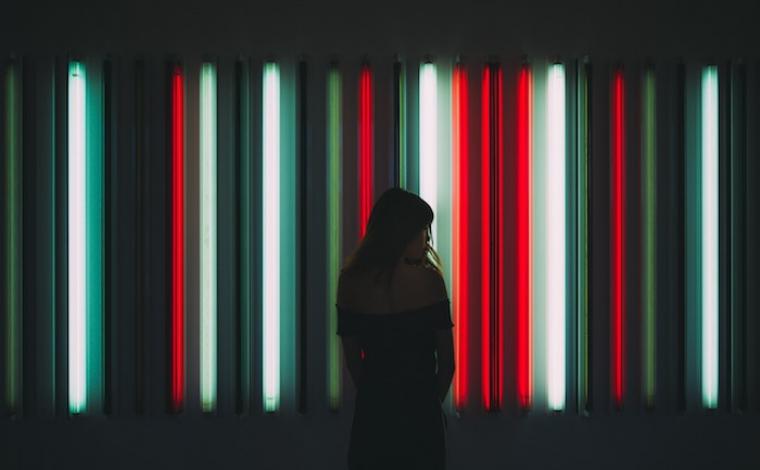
404, 264, 448, 302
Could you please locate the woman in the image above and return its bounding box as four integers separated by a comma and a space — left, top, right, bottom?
336, 188, 455, 470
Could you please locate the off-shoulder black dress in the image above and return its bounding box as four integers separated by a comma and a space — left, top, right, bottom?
336, 298, 454, 470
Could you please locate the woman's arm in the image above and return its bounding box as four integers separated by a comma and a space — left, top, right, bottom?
435, 328, 455, 403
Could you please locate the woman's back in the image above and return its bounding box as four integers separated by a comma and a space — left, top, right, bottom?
337, 263, 453, 469
337, 263, 448, 315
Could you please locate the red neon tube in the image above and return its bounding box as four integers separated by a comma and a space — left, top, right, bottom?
171, 66, 185, 412
516, 65, 532, 409
453, 64, 469, 409
480, 64, 504, 411
359, 64, 374, 237
611, 70, 625, 408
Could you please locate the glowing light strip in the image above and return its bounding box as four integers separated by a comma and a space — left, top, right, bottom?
452, 63, 469, 410
170, 66, 185, 412
68, 61, 87, 414
237, 60, 252, 414
701, 65, 718, 409
576, 61, 590, 412
480, 63, 504, 410
326, 66, 342, 410
359, 64, 373, 237
200, 63, 217, 412
395, 61, 407, 189
611, 70, 625, 408
419, 62, 437, 240
516, 65, 533, 409
642, 68, 657, 407
4, 63, 21, 413
546, 63, 566, 411
262, 62, 281, 412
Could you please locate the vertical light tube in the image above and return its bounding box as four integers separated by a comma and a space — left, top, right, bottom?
480, 63, 504, 410
546, 63, 566, 411
452, 63, 469, 410
170, 65, 185, 412
4, 62, 21, 414
200, 63, 217, 412
419, 62, 437, 239
516, 65, 533, 409
262, 62, 281, 412
701, 65, 718, 409
358, 64, 373, 237
576, 61, 591, 412
326, 65, 342, 410
236, 60, 252, 414
68, 61, 87, 414
394, 60, 408, 189
642, 68, 657, 407
611, 70, 625, 408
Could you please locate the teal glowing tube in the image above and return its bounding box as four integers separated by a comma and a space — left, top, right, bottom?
701, 66, 718, 409
200, 62, 217, 412
262, 62, 281, 412
68, 61, 88, 414
326, 65, 342, 410
576, 61, 590, 412
396, 60, 407, 189
4, 62, 21, 414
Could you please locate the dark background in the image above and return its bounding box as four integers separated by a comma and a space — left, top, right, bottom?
2, 0, 760, 469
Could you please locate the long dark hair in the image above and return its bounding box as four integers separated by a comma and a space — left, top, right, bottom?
343, 188, 443, 288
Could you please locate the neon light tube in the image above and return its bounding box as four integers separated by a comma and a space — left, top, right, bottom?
546, 63, 566, 412
359, 64, 373, 237
135, 61, 146, 413
237, 60, 252, 414
200, 62, 217, 412
297, 59, 308, 414
516, 64, 533, 410
170, 65, 185, 412
701, 65, 718, 409
642, 68, 657, 407
481, 62, 504, 411
452, 62, 469, 410
611, 69, 625, 408
327, 65, 342, 410
68, 61, 87, 414
419, 62, 437, 240
576, 61, 591, 413
262, 62, 281, 412
394, 60, 407, 189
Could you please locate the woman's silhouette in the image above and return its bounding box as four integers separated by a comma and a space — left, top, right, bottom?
336, 188, 455, 470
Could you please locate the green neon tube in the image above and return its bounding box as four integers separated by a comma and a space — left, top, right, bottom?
546, 63, 566, 411
327, 66, 342, 410
701, 66, 718, 409
86, 60, 105, 413
5, 62, 21, 414
642, 69, 657, 407
200, 63, 217, 412
68, 61, 88, 414
262, 62, 281, 412
399, 62, 407, 189
576, 61, 589, 412
239, 61, 252, 413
